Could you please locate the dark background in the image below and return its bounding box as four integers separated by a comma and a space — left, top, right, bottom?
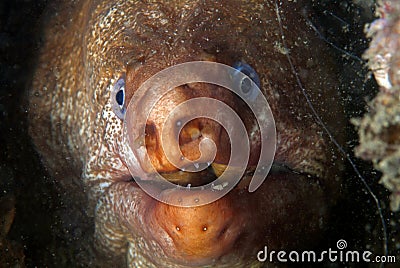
0, 0, 398, 267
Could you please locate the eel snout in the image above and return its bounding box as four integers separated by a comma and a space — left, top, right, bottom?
124, 76, 261, 186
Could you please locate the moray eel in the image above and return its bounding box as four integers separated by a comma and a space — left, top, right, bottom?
29, 0, 345, 267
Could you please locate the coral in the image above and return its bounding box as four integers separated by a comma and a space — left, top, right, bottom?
355, 0, 400, 211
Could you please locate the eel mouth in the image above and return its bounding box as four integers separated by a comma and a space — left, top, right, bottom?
128, 167, 254, 266
121, 162, 320, 267
156, 162, 250, 187
119, 107, 327, 266
122, 95, 264, 265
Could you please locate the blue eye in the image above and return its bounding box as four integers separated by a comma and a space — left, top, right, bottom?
232, 61, 261, 102
116, 88, 124, 106
112, 76, 126, 119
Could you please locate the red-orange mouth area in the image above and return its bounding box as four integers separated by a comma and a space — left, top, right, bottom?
124, 163, 324, 267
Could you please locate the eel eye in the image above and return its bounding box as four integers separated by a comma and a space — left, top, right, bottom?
111, 76, 126, 119
232, 61, 261, 102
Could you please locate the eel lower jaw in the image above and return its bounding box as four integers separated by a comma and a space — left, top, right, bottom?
144, 187, 248, 266
117, 162, 325, 267
123, 168, 257, 266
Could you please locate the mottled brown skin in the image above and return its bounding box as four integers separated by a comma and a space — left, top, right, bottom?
29, 0, 345, 267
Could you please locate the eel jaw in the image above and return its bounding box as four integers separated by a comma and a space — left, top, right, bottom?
143, 187, 248, 266
95, 171, 327, 267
